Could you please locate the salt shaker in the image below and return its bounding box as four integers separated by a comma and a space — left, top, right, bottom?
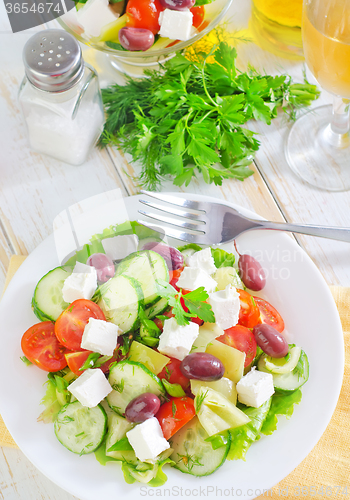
18, 30, 105, 166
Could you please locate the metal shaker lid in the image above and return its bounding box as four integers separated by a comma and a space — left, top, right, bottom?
23, 30, 84, 92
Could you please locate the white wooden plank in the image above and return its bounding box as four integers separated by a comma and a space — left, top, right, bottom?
0, 228, 13, 294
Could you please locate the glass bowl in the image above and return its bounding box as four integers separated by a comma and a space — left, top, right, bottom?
58, 0, 233, 76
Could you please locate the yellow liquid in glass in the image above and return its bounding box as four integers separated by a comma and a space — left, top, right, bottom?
254, 0, 303, 28
303, 6, 350, 98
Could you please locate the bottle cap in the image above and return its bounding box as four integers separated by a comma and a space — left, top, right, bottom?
23, 30, 84, 92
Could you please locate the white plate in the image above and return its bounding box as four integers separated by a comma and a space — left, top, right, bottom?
0, 193, 344, 500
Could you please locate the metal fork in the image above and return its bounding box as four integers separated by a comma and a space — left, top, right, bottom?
137, 191, 350, 244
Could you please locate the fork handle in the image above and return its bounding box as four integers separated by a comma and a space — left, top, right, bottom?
256, 220, 350, 243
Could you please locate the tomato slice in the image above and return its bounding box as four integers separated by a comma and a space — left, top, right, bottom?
126, 0, 164, 34
54, 299, 106, 351
21, 321, 67, 372
190, 5, 205, 28
157, 357, 190, 390
153, 309, 175, 331
237, 289, 261, 328
65, 348, 120, 376
169, 268, 182, 290
156, 397, 195, 440
217, 325, 257, 368
253, 297, 285, 333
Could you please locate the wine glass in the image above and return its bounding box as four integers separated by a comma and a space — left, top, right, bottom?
285, 0, 350, 191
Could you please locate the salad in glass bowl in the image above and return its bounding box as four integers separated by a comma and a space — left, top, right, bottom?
20, 222, 309, 487
58, 0, 232, 74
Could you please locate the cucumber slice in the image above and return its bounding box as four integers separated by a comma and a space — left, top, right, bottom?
54, 400, 107, 455
32, 266, 72, 321
170, 416, 230, 476
105, 412, 135, 461
93, 275, 143, 332
259, 350, 309, 393
116, 251, 169, 306
213, 267, 243, 291
258, 346, 302, 374
145, 297, 168, 319
107, 360, 166, 415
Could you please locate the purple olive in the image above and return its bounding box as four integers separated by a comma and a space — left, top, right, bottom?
118, 27, 154, 52
86, 253, 115, 283
159, 0, 195, 9
253, 323, 289, 358
180, 353, 225, 381
234, 241, 266, 291
143, 242, 184, 271
125, 393, 161, 423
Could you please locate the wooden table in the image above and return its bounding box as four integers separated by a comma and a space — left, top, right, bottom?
0, 1, 349, 498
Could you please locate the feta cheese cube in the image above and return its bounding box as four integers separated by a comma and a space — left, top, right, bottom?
73, 261, 95, 274
77, 0, 117, 38
62, 267, 97, 303
102, 235, 138, 261
68, 368, 112, 408
176, 267, 217, 293
208, 285, 240, 330
158, 9, 193, 41
236, 367, 275, 408
126, 417, 170, 463
187, 247, 216, 275
158, 317, 199, 360
81, 317, 121, 355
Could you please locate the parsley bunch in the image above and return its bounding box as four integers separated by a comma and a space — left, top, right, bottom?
101, 42, 320, 189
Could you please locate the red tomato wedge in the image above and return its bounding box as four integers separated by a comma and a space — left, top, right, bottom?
126, 0, 164, 34
21, 321, 67, 372
156, 397, 195, 440
253, 297, 285, 333
190, 5, 204, 28
54, 299, 106, 351
157, 357, 190, 390
169, 268, 182, 290
237, 289, 261, 328
217, 325, 257, 368
65, 348, 120, 376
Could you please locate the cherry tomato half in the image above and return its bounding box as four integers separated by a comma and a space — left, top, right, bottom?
21, 321, 67, 372
169, 268, 182, 290
65, 348, 120, 376
253, 297, 285, 333
158, 357, 190, 391
54, 299, 106, 351
156, 396, 195, 440
126, 0, 164, 35
217, 325, 257, 368
237, 289, 261, 328
190, 5, 204, 28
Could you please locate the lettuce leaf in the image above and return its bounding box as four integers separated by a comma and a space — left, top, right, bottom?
211, 248, 235, 268
261, 389, 302, 435
227, 398, 271, 461
177, 243, 203, 253
37, 379, 62, 424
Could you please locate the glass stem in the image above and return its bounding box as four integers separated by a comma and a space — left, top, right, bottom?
324, 96, 350, 148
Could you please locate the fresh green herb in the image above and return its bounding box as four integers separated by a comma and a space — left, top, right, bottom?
20, 356, 33, 366
164, 366, 171, 380
172, 400, 177, 418
101, 42, 320, 190
119, 335, 133, 356
177, 452, 204, 472
156, 280, 215, 326
75, 431, 85, 437
79, 352, 100, 371
195, 389, 208, 414
112, 379, 125, 393
95, 355, 113, 368
162, 379, 186, 397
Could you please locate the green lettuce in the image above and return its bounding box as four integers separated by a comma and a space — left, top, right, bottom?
261, 389, 302, 435
211, 248, 235, 268
227, 398, 271, 461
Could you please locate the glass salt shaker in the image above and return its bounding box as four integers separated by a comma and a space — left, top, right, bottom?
18, 30, 105, 166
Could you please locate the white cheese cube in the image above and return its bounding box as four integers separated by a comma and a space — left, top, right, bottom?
158, 9, 193, 41
126, 417, 170, 463
236, 367, 275, 408
80, 317, 121, 355
73, 261, 95, 274
102, 235, 138, 261
187, 247, 216, 275
77, 0, 117, 38
176, 266, 217, 293
158, 317, 199, 361
208, 285, 240, 330
68, 368, 112, 408
62, 268, 97, 303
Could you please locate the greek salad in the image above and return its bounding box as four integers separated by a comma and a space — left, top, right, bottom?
63, 0, 210, 51
20, 221, 309, 487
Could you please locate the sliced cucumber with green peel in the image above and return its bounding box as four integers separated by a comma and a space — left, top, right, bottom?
116, 250, 169, 306
170, 416, 230, 476
107, 360, 165, 415
32, 266, 72, 321
105, 412, 135, 461
145, 297, 168, 319
258, 346, 302, 374
259, 350, 309, 393
93, 274, 143, 332
54, 401, 107, 455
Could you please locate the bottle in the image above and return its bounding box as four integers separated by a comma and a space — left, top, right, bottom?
18, 30, 105, 166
